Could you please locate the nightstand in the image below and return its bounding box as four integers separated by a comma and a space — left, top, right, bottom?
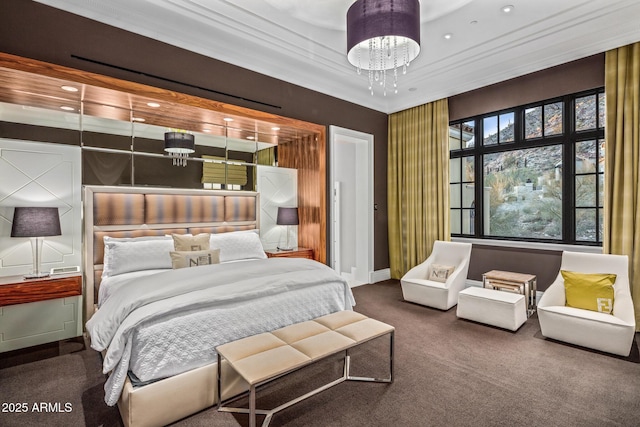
265, 247, 314, 260
0, 273, 83, 352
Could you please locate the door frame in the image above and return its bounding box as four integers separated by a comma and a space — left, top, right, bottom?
329, 125, 374, 286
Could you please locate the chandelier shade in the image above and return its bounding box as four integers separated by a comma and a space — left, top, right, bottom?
164, 132, 195, 154
164, 131, 195, 166
346, 0, 421, 95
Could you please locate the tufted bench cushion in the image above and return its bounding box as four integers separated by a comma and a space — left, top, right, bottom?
216, 310, 394, 427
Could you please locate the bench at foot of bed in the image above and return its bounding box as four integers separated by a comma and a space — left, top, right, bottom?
216, 310, 395, 427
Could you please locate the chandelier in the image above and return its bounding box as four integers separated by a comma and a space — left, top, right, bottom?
164, 131, 195, 167
347, 0, 421, 96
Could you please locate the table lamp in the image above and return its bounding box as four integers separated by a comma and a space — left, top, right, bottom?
276, 207, 298, 251
11, 207, 62, 278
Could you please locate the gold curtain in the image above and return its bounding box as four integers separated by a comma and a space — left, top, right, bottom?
201, 155, 247, 186
604, 42, 640, 329
256, 147, 276, 166
388, 99, 450, 279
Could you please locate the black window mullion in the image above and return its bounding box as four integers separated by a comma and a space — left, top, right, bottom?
564, 137, 574, 242
448, 88, 603, 246
474, 118, 483, 237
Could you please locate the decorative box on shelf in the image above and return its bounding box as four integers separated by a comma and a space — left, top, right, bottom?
0, 273, 83, 352
265, 247, 314, 260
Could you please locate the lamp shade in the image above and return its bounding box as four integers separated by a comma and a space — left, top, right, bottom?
11, 207, 61, 238
276, 207, 299, 226
346, 0, 421, 71
164, 132, 195, 154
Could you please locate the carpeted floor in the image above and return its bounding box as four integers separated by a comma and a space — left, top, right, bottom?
1, 280, 639, 427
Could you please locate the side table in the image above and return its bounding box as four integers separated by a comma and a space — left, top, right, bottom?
0, 273, 83, 352
482, 270, 537, 316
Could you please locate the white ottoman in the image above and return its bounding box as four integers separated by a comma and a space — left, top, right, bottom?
457, 287, 527, 331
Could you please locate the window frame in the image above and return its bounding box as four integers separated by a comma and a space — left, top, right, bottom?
449, 88, 605, 246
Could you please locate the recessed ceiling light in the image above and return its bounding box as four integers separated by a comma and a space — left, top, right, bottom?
132, 117, 145, 122
443, 33, 453, 40
147, 102, 160, 108
470, 20, 478, 25
223, 117, 234, 122
60, 106, 75, 111
61, 85, 78, 92
501, 5, 514, 13
408, 87, 418, 92
271, 127, 280, 131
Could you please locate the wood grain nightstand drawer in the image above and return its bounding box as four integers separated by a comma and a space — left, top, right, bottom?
0, 274, 82, 307
265, 247, 314, 260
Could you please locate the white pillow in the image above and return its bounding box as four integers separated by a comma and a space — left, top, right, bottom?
209, 230, 267, 263
170, 249, 220, 269
172, 233, 210, 251
426, 264, 456, 283
103, 236, 174, 277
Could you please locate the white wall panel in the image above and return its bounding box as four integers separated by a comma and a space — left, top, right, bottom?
0, 296, 82, 352
0, 139, 82, 276
256, 165, 297, 250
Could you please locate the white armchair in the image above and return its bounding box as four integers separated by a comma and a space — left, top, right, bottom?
401, 241, 472, 310
538, 251, 636, 356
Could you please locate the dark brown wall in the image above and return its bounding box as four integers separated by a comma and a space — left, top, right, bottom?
468, 245, 563, 291
0, 0, 389, 270
449, 54, 605, 121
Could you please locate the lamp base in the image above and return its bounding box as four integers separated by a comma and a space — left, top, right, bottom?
276, 246, 294, 251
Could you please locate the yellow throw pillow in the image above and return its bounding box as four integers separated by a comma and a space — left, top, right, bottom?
561, 270, 616, 314
170, 249, 220, 269
172, 233, 211, 251
427, 264, 456, 283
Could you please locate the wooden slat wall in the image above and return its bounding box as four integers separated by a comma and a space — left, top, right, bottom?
278, 130, 327, 263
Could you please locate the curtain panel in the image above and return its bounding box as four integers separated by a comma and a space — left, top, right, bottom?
604, 42, 640, 330
256, 147, 276, 166
388, 99, 450, 279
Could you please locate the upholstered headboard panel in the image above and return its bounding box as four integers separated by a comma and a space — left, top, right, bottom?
83, 186, 259, 321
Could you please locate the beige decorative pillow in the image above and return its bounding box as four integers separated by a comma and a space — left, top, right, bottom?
427, 264, 456, 283
172, 233, 211, 251
170, 249, 220, 269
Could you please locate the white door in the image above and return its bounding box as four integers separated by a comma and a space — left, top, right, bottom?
329, 126, 374, 287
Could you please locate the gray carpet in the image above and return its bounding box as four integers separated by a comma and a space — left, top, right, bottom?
1, 280, 639, 427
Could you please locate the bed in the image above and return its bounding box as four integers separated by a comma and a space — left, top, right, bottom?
83, 186, 354, 427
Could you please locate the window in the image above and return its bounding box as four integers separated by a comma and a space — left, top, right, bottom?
449, 89, 605, 246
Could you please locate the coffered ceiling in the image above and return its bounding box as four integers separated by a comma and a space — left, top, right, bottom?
32, 0, 640, 113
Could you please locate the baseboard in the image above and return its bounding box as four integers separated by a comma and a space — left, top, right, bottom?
466, 279, 483, 288
369, 268, 391, 284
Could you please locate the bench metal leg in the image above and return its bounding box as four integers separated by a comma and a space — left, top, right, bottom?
249, 385, 256, 427
217, 331, 394, 427
346, 331, 394, 383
